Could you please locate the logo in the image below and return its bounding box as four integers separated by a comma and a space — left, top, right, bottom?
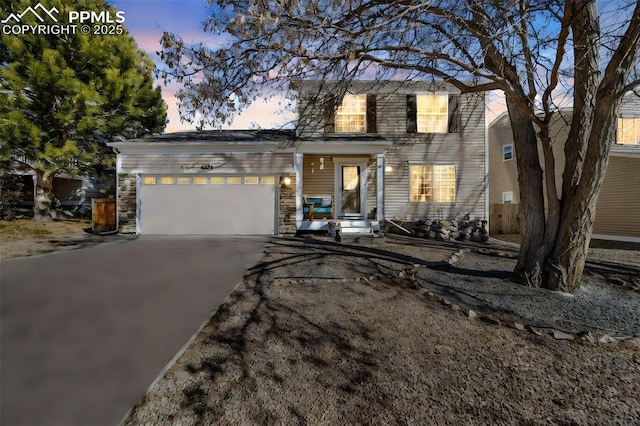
1, 3, 59, 24
1, 2, 126, 36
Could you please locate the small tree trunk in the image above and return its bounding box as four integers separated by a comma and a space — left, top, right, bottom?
34, 170, 54, 222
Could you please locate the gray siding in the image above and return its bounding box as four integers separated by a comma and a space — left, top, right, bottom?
380, 92, 486, 221
296, 82, 487, 221
118, 152, 294, 175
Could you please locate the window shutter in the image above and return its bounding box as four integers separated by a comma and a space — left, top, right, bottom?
448, 94, 459, 133
406, 95, 417, 133
366, 94, 377, 133
323, 96, 335, 133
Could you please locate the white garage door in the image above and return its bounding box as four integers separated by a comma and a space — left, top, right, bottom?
140, 175, 276, 235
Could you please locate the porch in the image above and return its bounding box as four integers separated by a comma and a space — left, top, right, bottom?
292, 135, 391, 234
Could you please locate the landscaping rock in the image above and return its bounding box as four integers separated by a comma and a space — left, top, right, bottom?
553, 330, 574, 341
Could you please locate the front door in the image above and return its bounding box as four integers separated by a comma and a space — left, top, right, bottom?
335, 163, 366, 218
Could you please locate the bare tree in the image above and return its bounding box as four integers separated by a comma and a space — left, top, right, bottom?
159, 0, 640, 292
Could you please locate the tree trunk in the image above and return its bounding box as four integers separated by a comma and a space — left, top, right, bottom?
544, 90, 623, 292
34, 170, 54, 222
506, 96, 549, 288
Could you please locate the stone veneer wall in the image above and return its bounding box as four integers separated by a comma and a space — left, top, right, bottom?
117, 173, 137, 233
278, 174, 297, 236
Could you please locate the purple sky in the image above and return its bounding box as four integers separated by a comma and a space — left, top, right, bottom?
109, 0, 294, 132
108, 0, 505, 133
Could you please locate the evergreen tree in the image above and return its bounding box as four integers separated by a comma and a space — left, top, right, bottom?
0, 0, 167, 220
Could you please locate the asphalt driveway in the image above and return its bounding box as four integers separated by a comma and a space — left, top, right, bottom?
0, 236, 267, 426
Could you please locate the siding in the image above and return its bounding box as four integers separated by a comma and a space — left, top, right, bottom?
488, 115, 520, 204
488, 95, 640, 240
303, 154, 377, 217
118, 152, 294, 175
381, 92, 486, 221
296, 81, 487, 222
488, 111, 571, 205
593, 156, 640, 238
302, 154, 335, 196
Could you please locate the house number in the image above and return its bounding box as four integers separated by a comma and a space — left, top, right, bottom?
200, 164, 214, 170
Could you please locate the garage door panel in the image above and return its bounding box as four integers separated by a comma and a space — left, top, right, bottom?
140, 177, 275, 235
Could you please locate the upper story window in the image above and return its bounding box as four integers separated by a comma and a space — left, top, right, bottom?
417, 94, 449, 133
503, 144, 514, 161
335, 94, 366, 132
617, 118, 640, 145
407, 93, 458, 133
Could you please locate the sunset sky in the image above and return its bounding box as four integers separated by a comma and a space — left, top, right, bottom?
109, 0, 506, 133
109, 0, 295, 132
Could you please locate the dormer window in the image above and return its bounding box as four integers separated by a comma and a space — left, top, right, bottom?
336, 94, 366, 132
617, 118, 640, 145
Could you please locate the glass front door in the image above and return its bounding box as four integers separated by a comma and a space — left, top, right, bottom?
341, 166, 361, 215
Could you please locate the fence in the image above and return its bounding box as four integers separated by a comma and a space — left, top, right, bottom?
489, 203, 521, 235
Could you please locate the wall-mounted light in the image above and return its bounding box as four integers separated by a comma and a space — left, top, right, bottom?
319, 157, 325, 170
280, 176, 292, 188
385, 165, 393, 173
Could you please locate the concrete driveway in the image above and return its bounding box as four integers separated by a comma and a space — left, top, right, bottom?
1, 236, 267, 426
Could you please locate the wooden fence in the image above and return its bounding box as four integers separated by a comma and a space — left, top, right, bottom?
489, 203, 521, 235
91, 198, 116, 234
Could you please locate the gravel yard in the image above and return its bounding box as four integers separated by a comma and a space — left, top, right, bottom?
122, 236, 640, 425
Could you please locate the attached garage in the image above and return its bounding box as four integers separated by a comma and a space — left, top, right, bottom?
139, 175, 276, 235
108, 130, 297, 235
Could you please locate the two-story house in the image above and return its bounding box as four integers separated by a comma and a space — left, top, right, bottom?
488, 91, 640, 242
108, 81, 487, 235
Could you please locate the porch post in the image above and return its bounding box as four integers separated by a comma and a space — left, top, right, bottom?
376, 153, 385, 221
295, 152, 304, 228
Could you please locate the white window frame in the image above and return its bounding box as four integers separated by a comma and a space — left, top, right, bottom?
502, 191, 514, 204
335, 94, 366, 133
617, 117, 640, 145
409, 164, 456, 203
416, 94, 449, 133
503, 144, 514, 161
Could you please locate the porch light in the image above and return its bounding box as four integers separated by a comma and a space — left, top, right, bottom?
320, 157, 325, 170
281, 176, 292, 187
385, 165, 393, 173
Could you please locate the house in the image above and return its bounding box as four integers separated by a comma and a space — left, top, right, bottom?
6, 168, 113, 218
488, 92, 640, 242
107, 80, 487, 235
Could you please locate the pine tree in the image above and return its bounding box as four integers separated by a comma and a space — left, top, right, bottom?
0, 0, 167, 220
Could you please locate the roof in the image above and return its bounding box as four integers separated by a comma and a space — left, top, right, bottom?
107, 129, 297, 154
107, 129, 392, 155
109, 129, 296, 145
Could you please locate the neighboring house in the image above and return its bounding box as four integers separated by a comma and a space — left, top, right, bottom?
8, 155, 114, 216
108, 80, 487, 235
488, 92, 640, 242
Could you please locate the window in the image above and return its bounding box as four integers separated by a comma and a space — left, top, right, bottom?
617, 118, 640, 145
210, 177, 225, 185
336, 94, 366, 132
176, 177, 191, 185
503, 144, 514, 161
261, 176, 275, 185
159, 177, 174, 185
502, 191, 514, 204
193, 176, 208, 185
410, 164, 456, 202
417, 94, 448, 133
244, 176, 259, 184
142, 176, 156, 185
227, 176, 242, 184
